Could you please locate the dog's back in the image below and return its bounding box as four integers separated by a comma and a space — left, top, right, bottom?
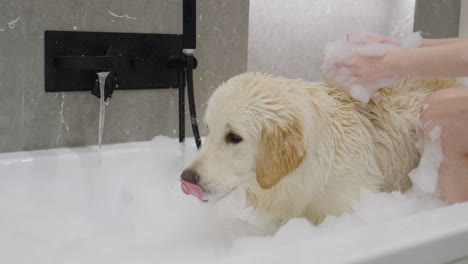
325, 78, 458, 193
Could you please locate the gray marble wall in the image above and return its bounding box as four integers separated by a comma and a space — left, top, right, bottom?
461, 0, 468, 37
0, 0, 249, 153
414, 0, 461, 38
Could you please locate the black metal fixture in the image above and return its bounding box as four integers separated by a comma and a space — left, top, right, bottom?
181, 0, 201, 149
44, 0, 202, 149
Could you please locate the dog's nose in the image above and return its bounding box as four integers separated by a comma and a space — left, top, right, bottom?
180, 169, 200, 184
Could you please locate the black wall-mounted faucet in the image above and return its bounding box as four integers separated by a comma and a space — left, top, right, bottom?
44, 0, 202, 149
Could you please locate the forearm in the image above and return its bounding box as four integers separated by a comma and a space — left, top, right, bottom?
421, 37, 468, 47
386, 41, 468, 78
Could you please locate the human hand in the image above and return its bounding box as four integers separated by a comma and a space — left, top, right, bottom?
321, 32, 421, 103
417, 90, 468, 203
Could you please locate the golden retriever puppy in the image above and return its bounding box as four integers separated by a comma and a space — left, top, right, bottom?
180, 73, 457, 226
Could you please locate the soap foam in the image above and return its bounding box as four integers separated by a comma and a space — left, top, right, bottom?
321, 32, 422, 103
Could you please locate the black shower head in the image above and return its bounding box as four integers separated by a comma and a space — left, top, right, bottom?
183, 0, 196, 53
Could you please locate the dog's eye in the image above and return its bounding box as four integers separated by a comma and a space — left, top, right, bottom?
226, 132, 243, 144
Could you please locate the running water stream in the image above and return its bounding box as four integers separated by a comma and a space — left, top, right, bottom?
97, 72, 110, 151
91, 72, 111, 224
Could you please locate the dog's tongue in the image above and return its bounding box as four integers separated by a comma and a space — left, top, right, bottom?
180, 179, 204, 201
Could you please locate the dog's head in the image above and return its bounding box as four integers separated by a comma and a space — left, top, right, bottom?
180, 73, 307, 202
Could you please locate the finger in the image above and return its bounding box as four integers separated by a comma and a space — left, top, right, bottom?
351, 35, 400, 46
378, 36, 400, 45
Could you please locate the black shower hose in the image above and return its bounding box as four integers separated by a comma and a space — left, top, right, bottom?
185, 55, 202, 149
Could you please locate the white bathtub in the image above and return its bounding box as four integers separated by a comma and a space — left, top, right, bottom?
1, 139, 468, 264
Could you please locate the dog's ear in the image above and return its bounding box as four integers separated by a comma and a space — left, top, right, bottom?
256, 118, 306, 189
